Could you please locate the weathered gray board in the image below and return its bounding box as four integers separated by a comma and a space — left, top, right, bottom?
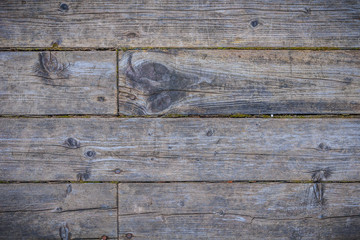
0, 51, 116, 115
118, 50, 360, 115
0, 118, 358, 181
0, 0, 359, 48
0, 183, 117, 239
118, 183, 360, 239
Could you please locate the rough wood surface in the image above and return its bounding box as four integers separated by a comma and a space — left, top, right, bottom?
0, 51, 116, 115
118, 50, 360, 115
1, 0, 359, 48
118, 182, 360, 239
0, 183, 117, 239
0, 118, 358, 181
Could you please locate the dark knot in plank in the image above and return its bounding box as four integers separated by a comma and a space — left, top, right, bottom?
59, 3, 69, 12
35, 52, 70, 82
64, 137, 80, 149
59, 223, 70, 240
122, 53, 200, 113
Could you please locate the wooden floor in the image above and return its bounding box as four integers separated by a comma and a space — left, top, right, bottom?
0, 1, 359, 239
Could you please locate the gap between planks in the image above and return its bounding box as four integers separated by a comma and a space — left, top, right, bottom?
1, 180, 360, 184
0, 114, 359, 119
1, 47, 360, 51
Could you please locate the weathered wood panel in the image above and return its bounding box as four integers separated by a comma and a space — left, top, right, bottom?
0, 118, 358, 181
0, 51, 116, 115
118, 183, 360, 239
0, 183, 117, 239
119, 50, 360, 115
1, 0, 359, 48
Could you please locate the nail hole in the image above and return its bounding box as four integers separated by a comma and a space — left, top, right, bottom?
114, 169, 122, 174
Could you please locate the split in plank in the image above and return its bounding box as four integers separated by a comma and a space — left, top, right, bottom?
118, 182, 360, 239
1, 0, 359, 48
119, 50, 360, 115
0, 118, 359, 181
0, 51, 117, 115
0, 183, 117, 239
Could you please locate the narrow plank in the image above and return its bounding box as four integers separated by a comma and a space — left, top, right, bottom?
0, 118, 358, 181
118, 50, 360, 115
0, 0, 359, 48
0, 183, 117, 239
118, 183, 360, 239
0, 51, 116, 115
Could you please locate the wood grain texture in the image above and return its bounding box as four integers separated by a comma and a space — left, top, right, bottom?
1, 0, 359, 48
0, 118, 358, 181
118, 50, 360, 115
0, 183, 117, 239
0, 51, 116, 115
118, 183, 360, 239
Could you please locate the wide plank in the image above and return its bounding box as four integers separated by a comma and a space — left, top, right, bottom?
0, 118, 358, 181
0, 183, 117, 239
0, 51, 116, 115
118, 182, 360, 239
118, 50, 360, 115
0, 0, 359, 48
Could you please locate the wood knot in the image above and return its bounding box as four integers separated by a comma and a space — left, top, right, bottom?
206, 129, 215, 136
250, 19, 259, 28
85, 150, 96, 158
60, 3, 69, 11
64, 137, 80, 149
311, 182, 325, 205
97, 96, 106, 102
121, 53, 201, 114
125, 233, 133, 239
311, 168, 332, 182
77, 170, 90, 181
126, 32, 139, 38
308, 168, 332, 206
35, 52, 70, 82
66, 184, 72, 194
59, 223, 70, 240
318, 143, 331, 151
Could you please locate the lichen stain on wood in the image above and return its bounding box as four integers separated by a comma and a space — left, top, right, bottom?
121, 52, 206, 114
35, 52, 70, 83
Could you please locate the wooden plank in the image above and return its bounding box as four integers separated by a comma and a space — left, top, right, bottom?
118, 50, 360, 115
0, 0, 359, 48
0, 183, 117, 239
0, 118, 358, 181
118, 182, 360, 239
0, 51, 116, 115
